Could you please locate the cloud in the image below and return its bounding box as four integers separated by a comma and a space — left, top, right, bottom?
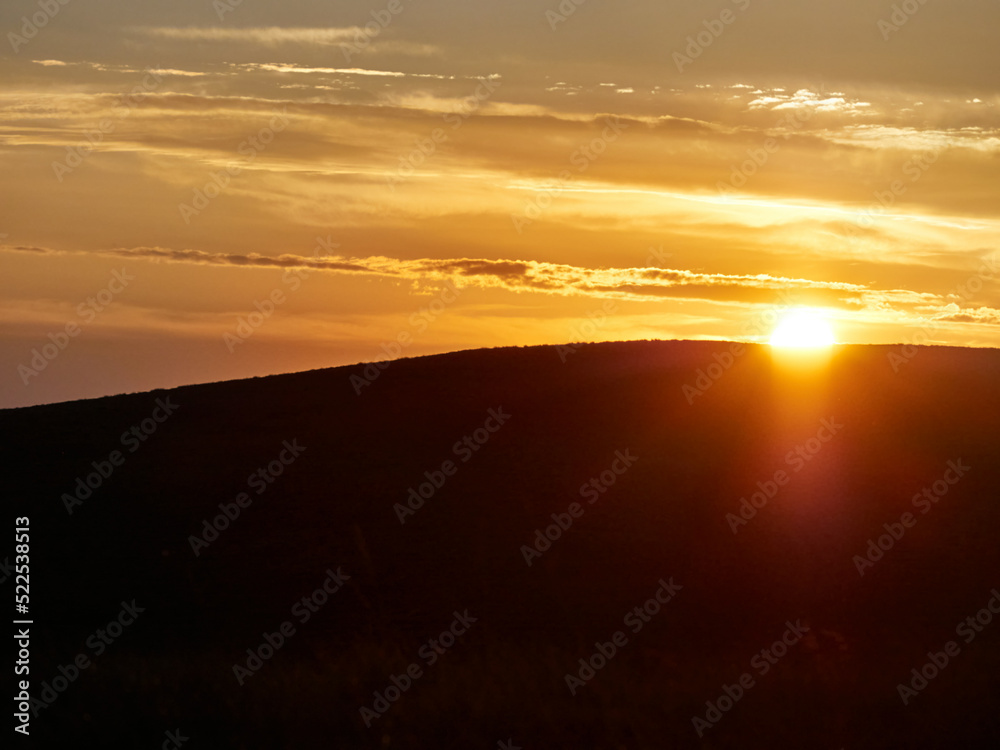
826, 124, 1000, 153
9, 244, 982, 331
148, 68, 213, 78
14, 245, 373, 273
747, 88, 873, 116
32, 59, 211, 77
135, 26, 363, 45
243, 63, 406, 77
2, 245, 51, 254
132, 26, 443, 58
230, 62, 463, 80
934, 307, 1000, 326
0, 243, 890, 310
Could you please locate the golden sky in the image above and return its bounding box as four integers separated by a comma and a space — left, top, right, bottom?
1, 0, 998, 407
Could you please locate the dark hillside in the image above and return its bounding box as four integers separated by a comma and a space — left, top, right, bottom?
5, 340, 1000, 748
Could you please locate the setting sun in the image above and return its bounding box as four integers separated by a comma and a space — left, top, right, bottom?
769, 310, 836, 349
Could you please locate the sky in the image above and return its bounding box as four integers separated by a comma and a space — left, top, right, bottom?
1, 0, 998, 408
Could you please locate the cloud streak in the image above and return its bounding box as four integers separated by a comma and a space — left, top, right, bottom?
135, 26, 364, 45
132, 26, 443, 58
8, 244, 990, 322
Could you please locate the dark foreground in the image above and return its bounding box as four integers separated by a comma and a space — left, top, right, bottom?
5, 340, 1000, 748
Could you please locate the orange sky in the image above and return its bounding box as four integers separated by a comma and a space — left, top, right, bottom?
1, 0, 998, 408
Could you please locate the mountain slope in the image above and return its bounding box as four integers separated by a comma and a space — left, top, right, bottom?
5, 340, 1000, 748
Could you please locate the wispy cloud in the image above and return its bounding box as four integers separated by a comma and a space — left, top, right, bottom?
7, 244, 983, 321
2, 245, 371, 272
230, 62, 458, 80
31, 60, 212, 77
132, 26, 443, 58
135, 26, 363, 45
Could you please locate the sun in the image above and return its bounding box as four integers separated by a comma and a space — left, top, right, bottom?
769, 309, 836, 349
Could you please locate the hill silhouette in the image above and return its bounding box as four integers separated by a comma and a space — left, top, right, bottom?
6, 340, 1000, 748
